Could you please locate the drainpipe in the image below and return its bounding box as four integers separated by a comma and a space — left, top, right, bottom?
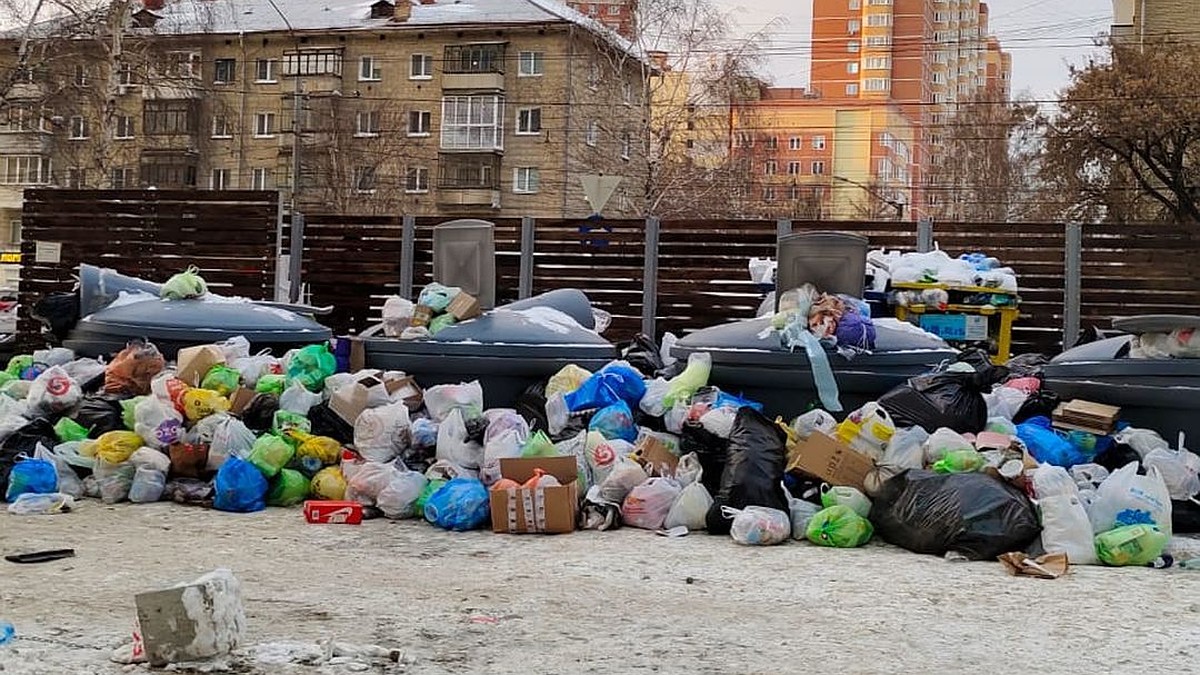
238, 32, 248, 187
560, 26, 574, 218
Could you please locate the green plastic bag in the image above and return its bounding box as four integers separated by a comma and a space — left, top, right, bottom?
429, 313, 458, 335
662, 352, 712, 409
415, 478, 447, 514
0, 371, 15, 389
521, 431, 558, 458
201, 365, 241, 397
1096, 525, 1169, 567
932, 449, 986, 474
121, 396, 147, 430
256, 373, 286, 395
54, 417, 89, 443
247, 434, 295, 478
6, 355, 32, 378
273, 410, 311, 438
806, 505, 873, 548
160, 265, 208, 300
267, 468, 309, 507
417, 283, 460, 313
285, 345, 336, 392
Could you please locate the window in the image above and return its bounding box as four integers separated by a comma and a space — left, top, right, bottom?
212, 115, 231, 138
353, 166, 377, 193
359, 56, 381, 81
513, 167, 539, 194
846, 83, 859, 95
109, 167, 132, 188
847, 62, 859, 74
621, 131, 632, 160
141, 159, 197, 188
866, 56, 891, 69
2, 105, 41, 132
787, 161, 801, 175
115, 115, 135, 139
866, 13, 893, 26
931, 72, 947, 85
587, 61, 602, 89
254, 112, 276, 137
864, 78, 890, 91
283, 48, 343, 77
408, 110, 431, 136
440, 95, 503, 150
517, 107, 542, 135
847, 19, 860, 34
0, 156, 50, 185
849, 0, 861, 8
763, 187, 776, 202
67, 168, 86, 189
251, 168, 271, 190
443, 43, 505, 74
764, 160, 777, 175
143, 100, 196, 135
867, 0, 892, 4
211, 168, 230, 190
585, 120, 599, 146
935, 11, 950, 22
410, 54, 433, 79
405, 166, 429, 193
118, 63, 136, 87
168, 51, 200, 78
765, 136, 778, 150
73, 65, 88, 87
356, 111, 381, 137
213, 58, 236, 84
7, 220, 19, 245
608, 3, 621, 14
813, 135, 827, 150
256, 58, 276, 82
789, 137, 801, 150
847, 41, 860, 53
69, 116, 89, 140
518, 51, 544, 76
865, 36, 892, 47
735, 132, 754, 148
811, 161, 826, 175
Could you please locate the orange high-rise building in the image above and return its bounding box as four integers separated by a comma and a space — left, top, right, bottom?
565, 0, 637, 40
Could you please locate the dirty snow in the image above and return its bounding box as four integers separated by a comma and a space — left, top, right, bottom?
2, 504, 1199, 674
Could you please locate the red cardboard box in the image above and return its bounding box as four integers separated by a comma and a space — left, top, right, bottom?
303, 500, 363, 525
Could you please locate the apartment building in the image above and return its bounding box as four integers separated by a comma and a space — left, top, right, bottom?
0, 0, 650, 231
1112, 0, 1200, 45
564, 0, 637, 40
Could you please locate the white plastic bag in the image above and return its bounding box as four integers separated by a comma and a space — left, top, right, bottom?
727, 506, 791, 546
699, 407, 737, 439
674, 452, 702, 487
924, 427, 973, 465
215, 335, 252, 361
435, 408, 483, 470
63, 357, 106, 386
1088, 462, 1172, 536
229, 352, 276, 388
129, 466, 166, 503
35, 444, 82, 499
26, 365, 81, 417
1038, 494, 1099, 565
129, 447, 172, 473
984, 387, 1028, 421
424, 380, 484, 422
343, 460, 398, 506
1144, 445, 1200, 500
480, 428, 523, 486
787, 493, 822, 540
639, 378, 670, 417
33, 347, 75, 366
354, 402, 411, 463
382, 296, 414, 337
598, 455, 647, 504
664, 479, 712, 531
1070, 463, 1110, 490
881, 426, 928, 470
664, 400, 688, 434
622, 477, 683, 530
377, 465, 428, 518
280, 381, 322, 415
133, 395, 184, 449
820, 484, 872, 518
1112, 427, 1170, 459
7, 492, 75, 515
791, 409, 837, 441
1031, 464, 1079, 500
208, 417, 256, 471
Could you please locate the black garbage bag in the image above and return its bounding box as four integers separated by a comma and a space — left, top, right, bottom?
307, 402, 353, 445
1012, 389, 1061, 425
241, 394, 279, 434
680, 421, 727, 497
1003, 353, 1050, 380
31, 292, 80, 343
705, 408, 789, 535
878, 353, 997, 434
1172, 498, 1200, 534
1094, 442, 1143, 475
0, 418, 58, 495
623, 333, 666, 378
465, 415, 489, 445
72, 394, 126, 438
515, 381, 549, 434
869, 470, 1041, 561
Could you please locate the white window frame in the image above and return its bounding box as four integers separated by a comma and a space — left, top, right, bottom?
355, 110, 380, 137
849, 0, 861, 8
516, 107, 541, 135
811, 161, 826, 175
518, 51, 544, 77
864, 78, 890, 92
114, 115, 135, 140
513, 167, 539, 194
787, 161, 801, 175
847, 62, 860, 74
251, 168, 271, 190
73, 64, 88, 87
410, 54, 433, 80
254, 112, 275, 138
168, 51, 201, 79
109, 167, 131, 189
439, 95, 503, 151
763, 186, 776, 202
866, 13, 893, 27
764, 160, 777, 175
67, 167, 86, 189
0, 155, 51, 185
117, 63, 136, 87
408, 110, 431, 137
847, 41, 860, 53
789, 137, 801, 150
359, 55, 382, 82
813, 135, 827, 150
255, 58, 277, 83
608, 4, 621, 14
847, 19, 860, 34
213, 58, 236, 84
69, 115, 88, 140
867, 0, 892, 5
405, 166, 429, 193
585, 120, 599, 147
210, 168, 230, 190
846, 83, 859, 95
353, 166, 377, 194
282, 48, 343, 77
620, 131, 632, 160
212, 116, 232, 139
865, 36, 892, 47
866, 56, 891, 69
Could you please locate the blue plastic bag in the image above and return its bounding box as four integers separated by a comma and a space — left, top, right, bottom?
1017, 417, 1093, 468
5, 457, 57, 503
214, 456, 268, 513
423, 477, 490, 531
565, 364, 647, 411
589, 400, 638, 442
714, 391, 765, 412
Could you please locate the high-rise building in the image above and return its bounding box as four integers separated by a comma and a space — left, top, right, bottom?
565, 0, 637, 40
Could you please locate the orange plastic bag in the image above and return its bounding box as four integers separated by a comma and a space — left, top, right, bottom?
104, 340, 166, 396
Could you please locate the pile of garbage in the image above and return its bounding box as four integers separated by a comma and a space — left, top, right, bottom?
869, 249, 1020, 293
380, 283, 481, 341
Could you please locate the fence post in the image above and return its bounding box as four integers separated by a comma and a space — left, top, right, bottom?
399, 214, 416, 300
916, 217, 934, 253
287, 212, 304, 304
641, 216, 660, 338
273, 201, 287, 302
519, 216, 535, 299
1063, 222, 1082, 350
776, 218, 792, 240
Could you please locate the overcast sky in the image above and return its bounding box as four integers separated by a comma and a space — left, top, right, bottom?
712, 0, 1113, 102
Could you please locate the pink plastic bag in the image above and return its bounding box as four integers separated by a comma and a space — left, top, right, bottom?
621, 477, 683, 530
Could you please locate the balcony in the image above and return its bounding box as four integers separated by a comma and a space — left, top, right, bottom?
436, 152, 501, 209
442, 43, 506, 92
139, 149, 199, 189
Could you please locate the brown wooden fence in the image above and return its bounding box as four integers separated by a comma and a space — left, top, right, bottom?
17, 189, 280, 349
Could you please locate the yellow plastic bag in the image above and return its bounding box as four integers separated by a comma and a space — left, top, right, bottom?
310, 466, 346, 500
182, 388, 231, 422
94, 430, 143, 464
296, 435, 342, 466
546, 364, 591, 398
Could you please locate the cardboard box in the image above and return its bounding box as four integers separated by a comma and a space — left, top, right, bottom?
228, 388, 255, 416
1052, 399, 1121, 435
786, 431, 876, 491
635, 434, 680, 477
410, 305, 435, 328
176, 345, 224, 387
387, 375, 424, 411
329, 382, 370, 426
348, 337, 366, 373
303, 500, 363, 524
446, 292, 482, 321
489, 456, 580, 534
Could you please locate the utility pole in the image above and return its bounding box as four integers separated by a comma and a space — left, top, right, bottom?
290, 71, 302, 212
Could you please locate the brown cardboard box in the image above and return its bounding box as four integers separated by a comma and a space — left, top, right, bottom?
786, 431, 876, 491
386, 375, 424, 411
446, 292, 482, 321
176, 345, 224, 387
348, 337, 366, 373
410, 305, 435, 328
635, 435, 680, 477
489, 456, 580, 534
329, 382, 370, 426
228, 388, 256, 415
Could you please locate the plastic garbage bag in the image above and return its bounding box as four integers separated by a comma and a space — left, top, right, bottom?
104, 340, 166, 396
160, 266, 208, 300
806, 505, 873, 548
417, 282, 460, 312
664, 479, 713, 531
121, 396, 144, 430
520, 430, 557, 458
1031, 464, 1079, 499
54, 418, 89, 443
1088, 462, 1172, 536
623, 333, 667, 378
566, 364, 647, 411
622, 477, 683, 530
267, 468, 310, 506
200, 365, 241, 398
425, 381, 485, 423
589, 400, 637, 443
279, 381, 322, 416
436, 408, 483, 470
877, 366, 992, 434
208, 417, 256, 471
133, 396, 184, 450
229, 353, 276, 388
215, 335, 252, 361
377, 465, 428, 518
294, 434, 342, 471
343, 459, 398, 506
866, 425, 929, 496
1039, 494, 1099, 565
869, 470, 1040, 560
256, 374, 286, 396
7, 492, 74, 515
1143, 446, 1200, 500
63, 357, 105, 389
213, 456, 268, 513
834, 403, 895, 461
273, 410, 311, 437
94, 458, 135, 504
182, 389, 230, 422
483, 409, 529, 446
546, 364, 592, 398
26, 365, 81, 417
791, 409, 837, 442
923, 427, 973, 465
94, 430, 143, 464
353, 402, 411, 463
727, 505, 791, 545
662, 352, 711, 409
416, 478, 447, 513
585, 432, 619, 486
598, 454, 648, 504
382, 296, 414, 337
932, 449, 986, 474
286, 345, 336, 393
480, 429, 523, 486
310, 466, 347, 500
788, 492, 822, 540
35, 445, 81, 499
638, 377, 670, 417
820, 484, 872, 517
1095, 524, 1169, 567
5, 456, 57, 502
699, 406, 738, 439
706, 408, 789, 535
129, 466, 166, 503
984, 386, 1028, 421
1112, 427, 1170, 460
1017, 417, 1093, 468
429, 313, 457, 335
32, 347, 74, 367
423, 477, 490, 531
247, 435, 294, 478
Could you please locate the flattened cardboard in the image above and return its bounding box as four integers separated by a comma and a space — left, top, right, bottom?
329, 382, 369, 426
228, 388, 256, 416
786, 431, 876, 491
348, 337, 366, 373
489, 456, 579, 534
635, 435, 680, 477
176, 345, 224, 387
447, 292, 482, 321
410, 305, 435, 328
